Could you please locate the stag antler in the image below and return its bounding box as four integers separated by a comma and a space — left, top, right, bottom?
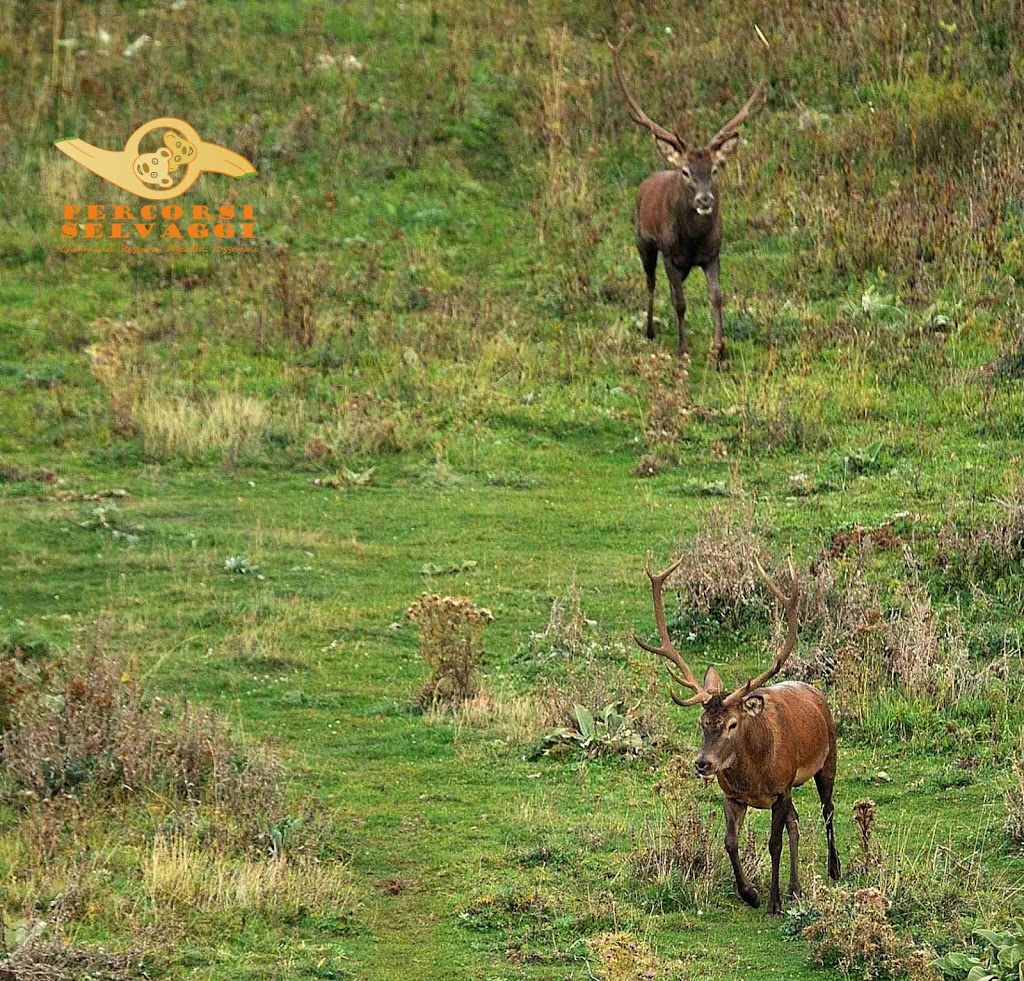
607, 25, 687, 153
633, 556, 710, 707
707, 25, 771, 151
722, 556, 799, 705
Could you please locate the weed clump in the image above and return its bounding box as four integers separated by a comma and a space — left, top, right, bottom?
632, 758, 723, 906
406, 592, 493, 709
1005, 731, 1024, 849
850, 799, 879, 876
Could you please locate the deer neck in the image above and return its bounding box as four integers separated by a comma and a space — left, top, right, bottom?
716, 714, 774, 802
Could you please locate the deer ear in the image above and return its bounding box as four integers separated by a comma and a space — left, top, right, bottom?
712, 133, 741, 164
742, 693, 765, 717
703, 665, 723, 694
654, 136, 685, 168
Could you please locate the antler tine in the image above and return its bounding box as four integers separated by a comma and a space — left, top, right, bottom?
708, 24, 771, 150
607, 26, 686, 152
633, 554, 710, 705
723, 554, 800, 705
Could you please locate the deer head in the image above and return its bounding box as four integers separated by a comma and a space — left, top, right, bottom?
608, 25, 770, 217
633, 554, 799, 778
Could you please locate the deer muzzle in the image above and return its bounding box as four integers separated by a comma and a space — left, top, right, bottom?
694, 192, 715, 216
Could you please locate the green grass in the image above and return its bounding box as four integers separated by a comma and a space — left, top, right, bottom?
4, 0, 1024, 976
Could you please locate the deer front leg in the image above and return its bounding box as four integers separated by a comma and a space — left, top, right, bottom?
767, 794, 792, 916
786, 800, 801, 900
704, 258, 725, 365
724, 798, 758, 908
664, 258, 690, 357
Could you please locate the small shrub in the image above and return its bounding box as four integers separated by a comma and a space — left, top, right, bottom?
667, 504, 769, 626
801, 886, 925, 979
406, 593, 493, 709
850, 799, 879, 876
537, 633, 669, 752
2, 644, 282, 827
885, 583, 972, 702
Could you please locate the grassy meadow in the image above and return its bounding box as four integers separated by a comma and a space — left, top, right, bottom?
3, 0, 1024, 977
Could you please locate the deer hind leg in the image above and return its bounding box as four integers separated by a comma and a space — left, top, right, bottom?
724, 797, 758, 908
637, 239, 658, 341
786, 801, 801, 900
703, 257, 725, 366
815, 747, 842, 881
664, 259, 690, 357
767, 794, 792, 916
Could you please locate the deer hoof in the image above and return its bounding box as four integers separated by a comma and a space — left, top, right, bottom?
739, 886, 760, 908
828, 857, 842, 881
766, 898, 783, 917
788, 886, 802, 901
712, 342, 726, 366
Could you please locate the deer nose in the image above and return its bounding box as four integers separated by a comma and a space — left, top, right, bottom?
695, 758, 713, 777
695, 192, 714, 211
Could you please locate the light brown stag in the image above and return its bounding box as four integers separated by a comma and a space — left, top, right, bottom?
608, 25, 769, 363
634, 555, 840, 915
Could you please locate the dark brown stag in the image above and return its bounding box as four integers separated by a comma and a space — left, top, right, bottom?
608, 26, 769, 362
634, 555, 840, 915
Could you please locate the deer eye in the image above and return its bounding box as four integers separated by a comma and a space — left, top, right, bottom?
727, 720, 738, 731
679, 166, 692, 180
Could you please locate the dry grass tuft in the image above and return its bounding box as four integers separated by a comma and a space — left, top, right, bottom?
588, 930, 683, 980
134, 392, 270, 464
144, 834, 354, 917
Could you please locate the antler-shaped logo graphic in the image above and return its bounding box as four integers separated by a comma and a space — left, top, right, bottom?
55, 117, 255, 200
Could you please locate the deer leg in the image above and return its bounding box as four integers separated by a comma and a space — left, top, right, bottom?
724, 797, 758, 908
638, 239, 658, 341
767, 794, 791, 916
664, 259, 690, 357
704, 258, 725, 366
786, 801, 801, 900
815, 753, 842, 881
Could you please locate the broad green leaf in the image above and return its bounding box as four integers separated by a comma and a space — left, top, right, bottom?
573, 704, 595, 740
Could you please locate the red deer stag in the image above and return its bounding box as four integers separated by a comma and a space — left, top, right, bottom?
634, 555, 840, 915
608, 26, 769, 363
